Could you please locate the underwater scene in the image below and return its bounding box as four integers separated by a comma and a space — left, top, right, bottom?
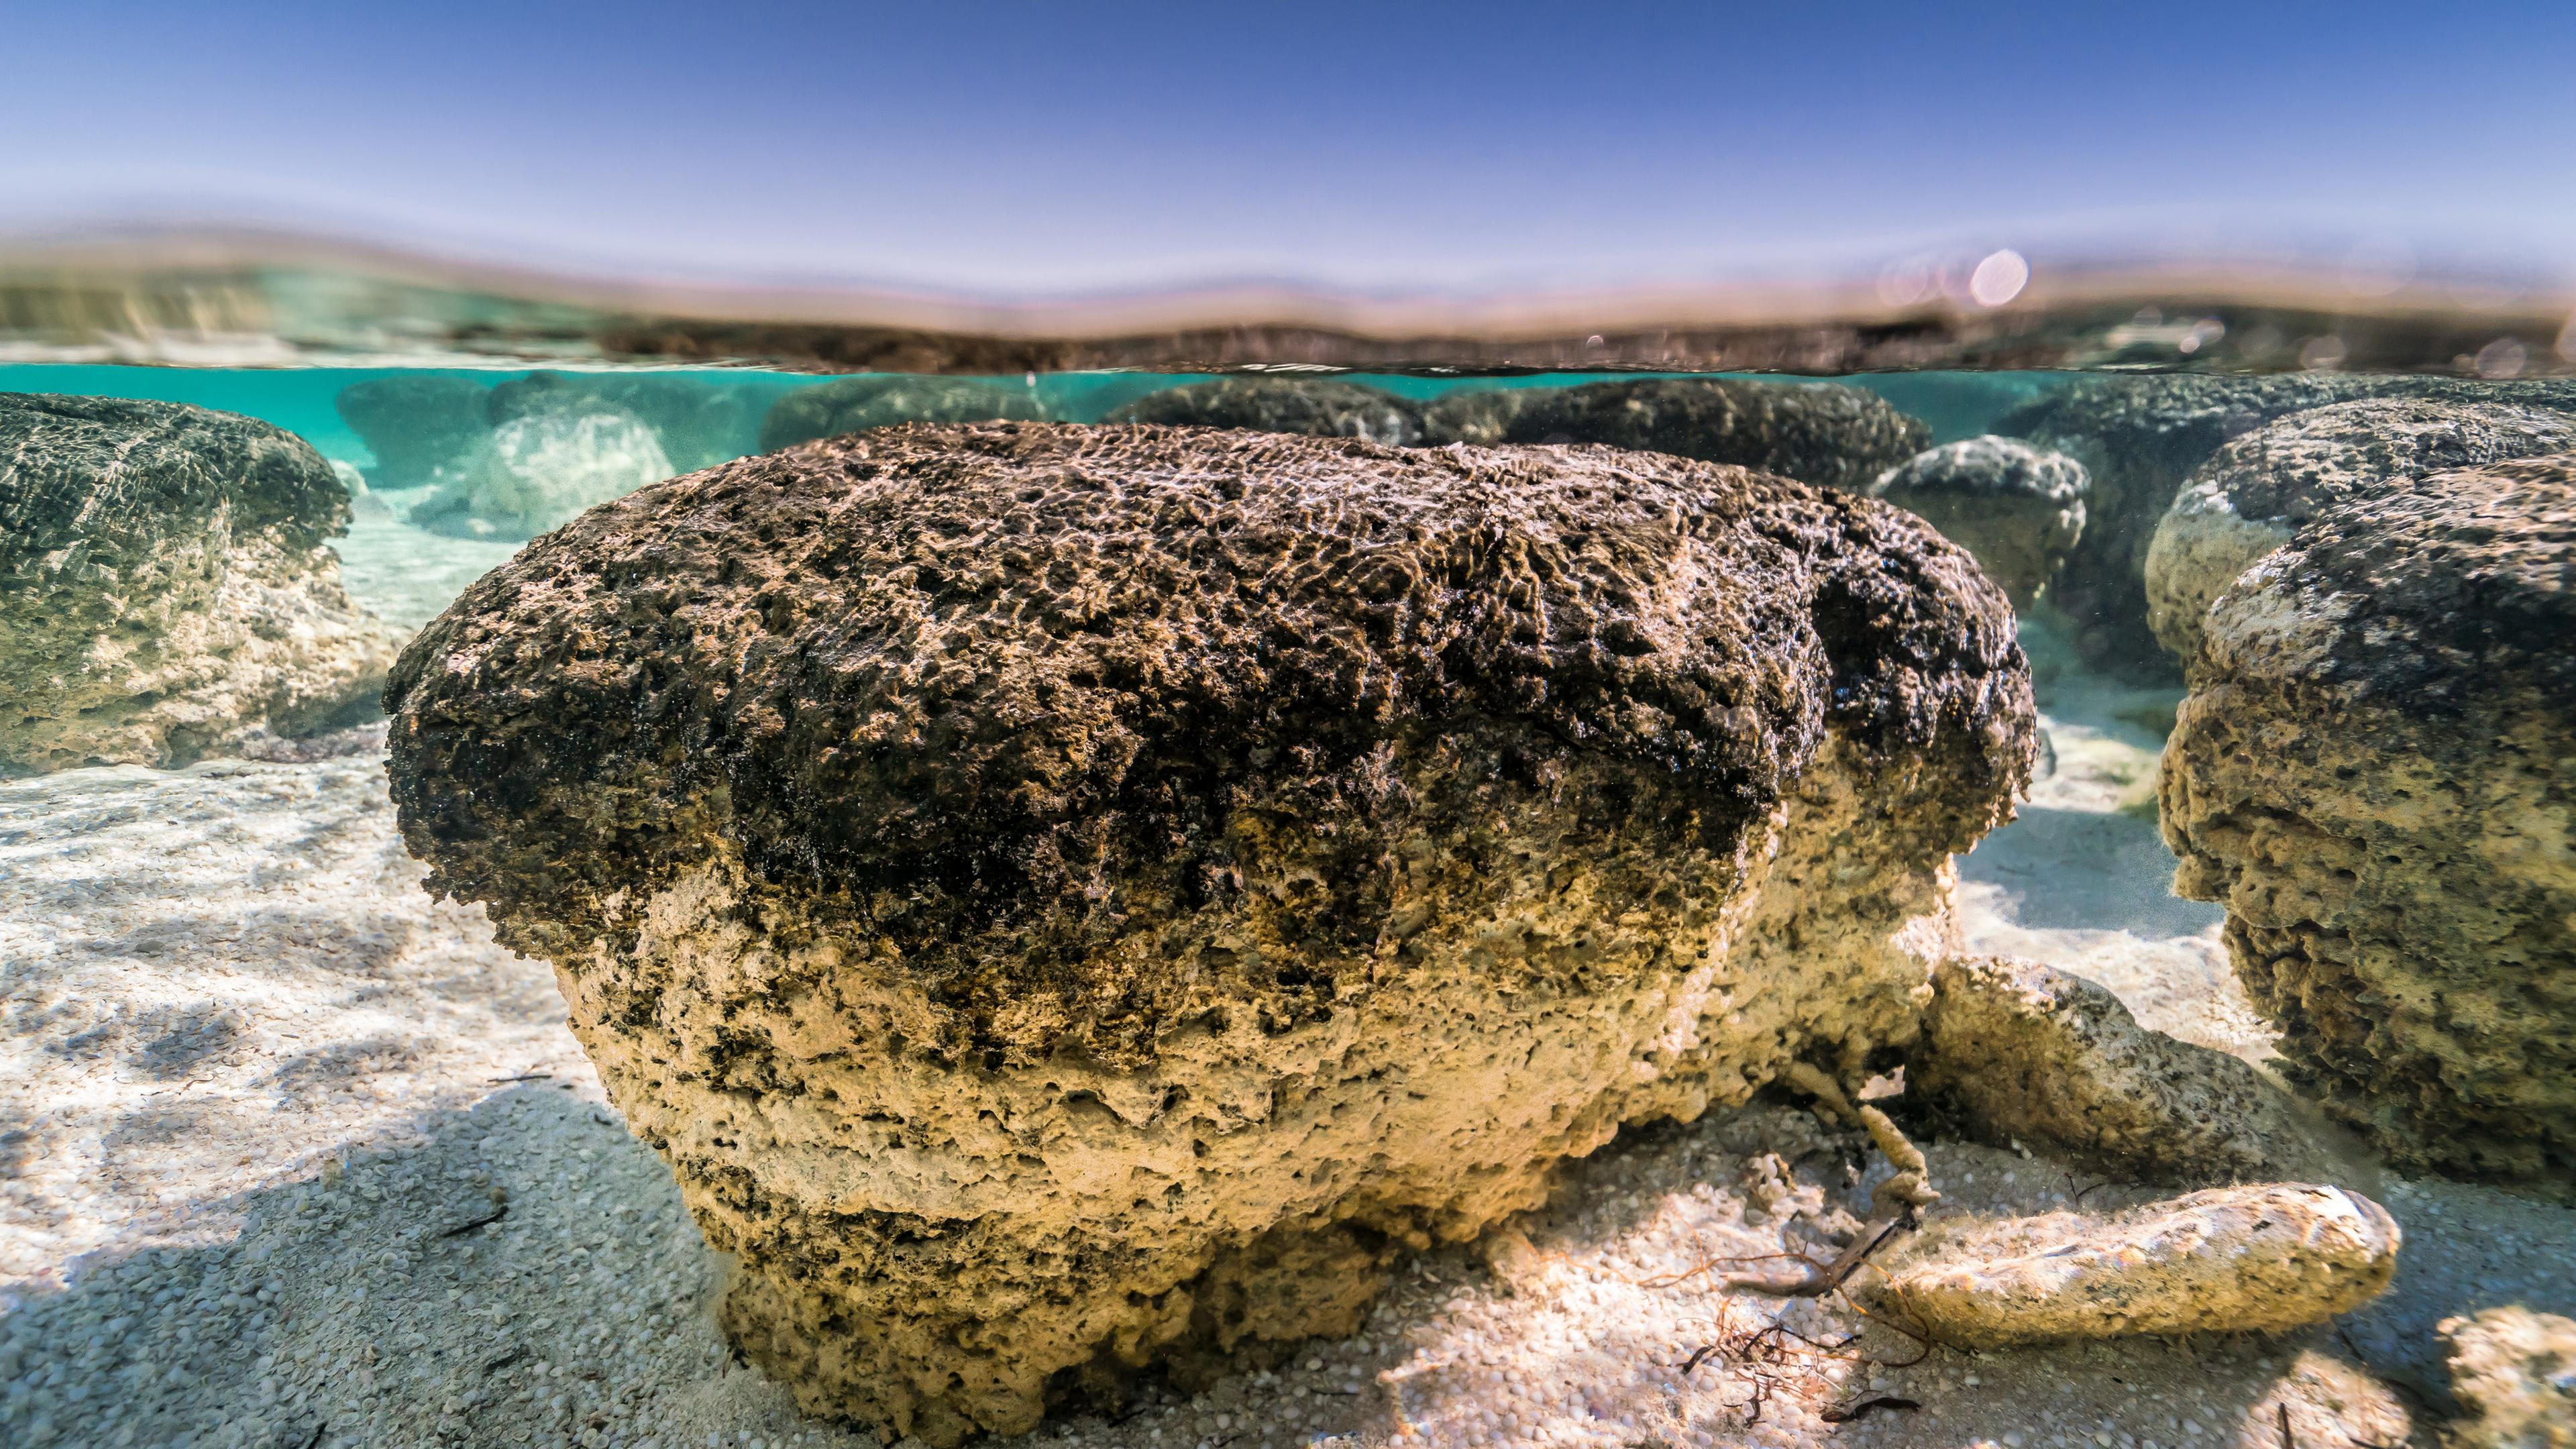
5, 336, 2573, 1449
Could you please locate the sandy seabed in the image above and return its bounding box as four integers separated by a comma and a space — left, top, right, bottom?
3, 515, 2571, 1449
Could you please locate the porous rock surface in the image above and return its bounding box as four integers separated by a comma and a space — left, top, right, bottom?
2143, 398, 2576, 657
1888, 1183, 2400, 1347
409, 408, 676, 541
1915, 955, 2328, 1186
333, 374, 493, 490
1868, 435, 2089, 607
1476, 376, 1929, 491
487, 369, 763, 472
2161, 453, 2576, 1191
1103, 377, 1424, 447
384, 421, 2034, 1443
2442, 1307, 2576, 1448
756, 374, 1047, 452
2000, 373, 2576, 672
0, 393, 401, 774
1417, 386, 1540, 445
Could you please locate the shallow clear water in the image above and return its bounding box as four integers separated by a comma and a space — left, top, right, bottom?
4, 355, 2571, 1449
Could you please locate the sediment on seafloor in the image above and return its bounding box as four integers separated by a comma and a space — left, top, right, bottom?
386, 421, 2035, 1444
0, 392, 402, 775
2162, 452, 2576, 1194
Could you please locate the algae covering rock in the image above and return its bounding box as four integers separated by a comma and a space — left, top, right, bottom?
2144, 398, 2576, 658
756, 374, 1047, 451
2162, 453, 2576, 1191
1888, 1183, 2399, 1346
1916, 956, 2327, 1186
2443, 1307, 2576, 1448
1479, 376, 1929, 490
1868, 435, 2088, 607
486, 369, 763, 472
333, 374, 492, 490
0, 393, 401, 774
1103, 377, 1425, 446
409, 408, 675, 540
384, 421, 2035, 1444
1999, 373, 2576, 672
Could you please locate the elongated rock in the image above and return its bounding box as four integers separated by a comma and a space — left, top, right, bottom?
2163, 454, 2576, 1191
1481, 377, 1928, 491
1890, 1183, 2400, 1346
1, 393, 400, 774
384, 422, 2033, 1443
1915, 955, 2329, 1186
757, 374, 1046, 451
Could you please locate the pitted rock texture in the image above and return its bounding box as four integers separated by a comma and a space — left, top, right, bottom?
0, 393, 401, 774
1104, 378, 1425, 447
757, 374, 1048, 452
1915, 956, 2329, 1186
2443, 1307, 2576, 1447
2000, 373, 2576, 674
2145, 398, 2576, 657
1888, 1183, 2400, 1347
1869, 435, 2089, 607
410, 407, 676, 541
2161, 453, 2576, 1191
334, 374, 493, 490
384, 422, 2033, 1444
1468, 377, 1928, 491
487, 370, 763, 473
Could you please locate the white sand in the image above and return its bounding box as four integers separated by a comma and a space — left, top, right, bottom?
4, 574, 2570, 1447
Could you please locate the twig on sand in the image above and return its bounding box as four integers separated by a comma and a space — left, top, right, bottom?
486, 1073, 551, 1084
2276, 1401, 2294, 1448
1821, 1395, 1920, 1424
441, 1205, 508, 1238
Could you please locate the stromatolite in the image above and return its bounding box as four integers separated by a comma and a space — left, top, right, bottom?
2143, 397, 2576, 657
1104, 377, 1424, 447
1868, 435, 2088, 608
384, 422, 2033, 1442
1, 392, 400, 774
2161, 453, 2576, 1191
1468, 376, 1928, 490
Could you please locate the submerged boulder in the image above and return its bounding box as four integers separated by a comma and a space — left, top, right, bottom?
1418, 386, 1542, 445
1103, 377, 1425, 446
409, 409, 674, 541
333, 374, 492, 491
0, 394, 400, 773
2144, 397, 2576, 657
2162, 453, 2576, 1191
1868, 435, 2089, 607
757, 374, 1047, 452
1474, 377, 1929, 491
1999, 373, 2576, 673
1915, 956, 2330, 1186
486, 370, 763, 472
386, 422, 2033, 1443
1890, 1183, 2400, 1347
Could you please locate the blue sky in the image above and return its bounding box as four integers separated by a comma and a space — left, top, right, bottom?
5, 1, 2571, 297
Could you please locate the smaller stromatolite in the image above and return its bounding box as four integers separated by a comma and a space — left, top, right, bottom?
1869, 435, 2088, 607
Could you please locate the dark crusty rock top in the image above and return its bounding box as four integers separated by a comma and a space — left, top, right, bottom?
1105, 377, 1426, 448
2182, 397, 2576, 527
756, 376, 1046, 453
1872, 435, 2089, 503
2229, 451, 2576, 714
1, 392, 351, 570
1489, 378, 1929, 492
388, 423, 2029, 1022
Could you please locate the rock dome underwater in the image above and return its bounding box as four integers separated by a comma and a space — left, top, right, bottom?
385, 420, 2039, 1442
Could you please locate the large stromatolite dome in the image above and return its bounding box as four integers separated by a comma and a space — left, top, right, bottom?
1477, 377, 1929, 491
1103, 377, 1425, 447
386, 423, 2034, 1442
2143, 397, 2576, 657
2162, 453, 2576, 1191
409, 407, 676, 540
486, 369, 765, 473
0, 393, 401, 774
